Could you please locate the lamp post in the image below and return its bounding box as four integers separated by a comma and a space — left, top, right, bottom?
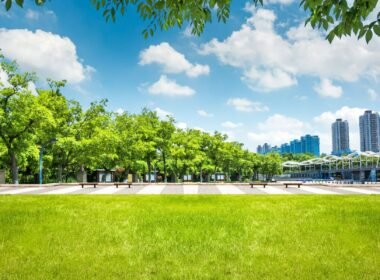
39, 138, 57, 185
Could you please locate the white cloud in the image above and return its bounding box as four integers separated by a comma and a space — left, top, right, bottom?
1, 67, 38, 95
200, 7, 380, 92
25, 9, 39, 20
182, 25, 194, 37
242, 67, 297, 91
0, 29, 94, 84
222, 130, 236, 140
248, 114, 310, 147
222, 121, 243, 129
248, 107, 366, 153
313, 106, 366, 127
368, 88, 378, 101
115, 108, 124, 115
25, 9, 56, 21
155, 107, 173, 119
258, 114, 310, 132
176, 122, 188, 130
27, 81, 38, 96
313, 106, 367, 152
227, 98, 269, 112
147, 75, 195, 97
0, 67, 10, 88
197, 110, 213, 117
139, 42, 209, 78
313, 78, 343, 98
246, 112, 357, 153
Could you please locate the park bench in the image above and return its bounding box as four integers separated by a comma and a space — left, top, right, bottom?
249, 182, 268, 188
283, 182, 302, 188
80, 183, 98, 188
114, 183, 132, 188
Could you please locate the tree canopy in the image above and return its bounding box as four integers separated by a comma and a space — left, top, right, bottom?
1, 0, 379, 42
0, 56, 294, 184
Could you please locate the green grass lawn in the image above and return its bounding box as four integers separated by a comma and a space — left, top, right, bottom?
0, 196, 379, 279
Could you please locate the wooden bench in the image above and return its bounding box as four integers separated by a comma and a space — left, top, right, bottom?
114, 183, 132, 188
250, 182, 268, 188
80, 183, 98, 188
284, 182, 302, 188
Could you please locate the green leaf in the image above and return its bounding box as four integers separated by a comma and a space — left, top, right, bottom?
15, 0, 24, 8
365, 29, 373, 43
5, 0, 12, 11
323, 20, 328, 31
373, 25, 380, 36
358, 28, 366, 39
154, 1, 164, 9
326, 32, 335, 43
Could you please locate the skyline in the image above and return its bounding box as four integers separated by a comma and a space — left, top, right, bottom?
258, 110, 380, 156
0, 1, 379, 153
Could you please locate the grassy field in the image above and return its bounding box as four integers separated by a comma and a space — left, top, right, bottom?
0, 196, 379, 279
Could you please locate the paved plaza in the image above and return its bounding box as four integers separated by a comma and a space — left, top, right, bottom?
0, 184, 380, 195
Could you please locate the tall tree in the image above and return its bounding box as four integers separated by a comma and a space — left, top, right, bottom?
156, 117, 175, 183
0, 57, 55, 183
204, 132, 228, 182
133, 109, 159, 182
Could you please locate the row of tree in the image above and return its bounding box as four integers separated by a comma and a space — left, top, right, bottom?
0, 57, 300, 184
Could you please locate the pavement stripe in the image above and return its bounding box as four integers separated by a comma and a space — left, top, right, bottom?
183, 185, 199, 194
261, 186, 291, 195
137, 185, 165, 195
302, 186, 338, 195
217, 185, 244, 194
0, 187, 46, 195
0, 187, 13, 193
336, 187, 380, 195
90, 187, 120, 195
42, 186, 82, 195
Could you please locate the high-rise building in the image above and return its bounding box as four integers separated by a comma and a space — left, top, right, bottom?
257, 135, 320, 156
359, 110, 380, 152
257, 143, 272, 154
290, 139, 302, 154
262, 143, 271, 154
332, 119, 350, 155
256, 145, 262, 154
300, 135, 320, 156
280, 143, 291, 154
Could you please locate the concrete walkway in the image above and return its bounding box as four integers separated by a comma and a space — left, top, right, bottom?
0, 184, 380, 195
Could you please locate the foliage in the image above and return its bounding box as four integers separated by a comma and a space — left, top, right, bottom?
0, 57, 286, 183
281, 153, 316, 162
298, 0, 380, 43
2, 0, 379, 42
0, 57, 55, 183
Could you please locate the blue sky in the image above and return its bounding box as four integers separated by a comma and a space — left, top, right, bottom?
0, 0, 379, 153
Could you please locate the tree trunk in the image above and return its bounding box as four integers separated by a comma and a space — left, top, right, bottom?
58, 164, 63, 183
9, 149, 18, 184
163, 154, 167, 183
148, 158, 151, 182
125, 168, 130, 183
